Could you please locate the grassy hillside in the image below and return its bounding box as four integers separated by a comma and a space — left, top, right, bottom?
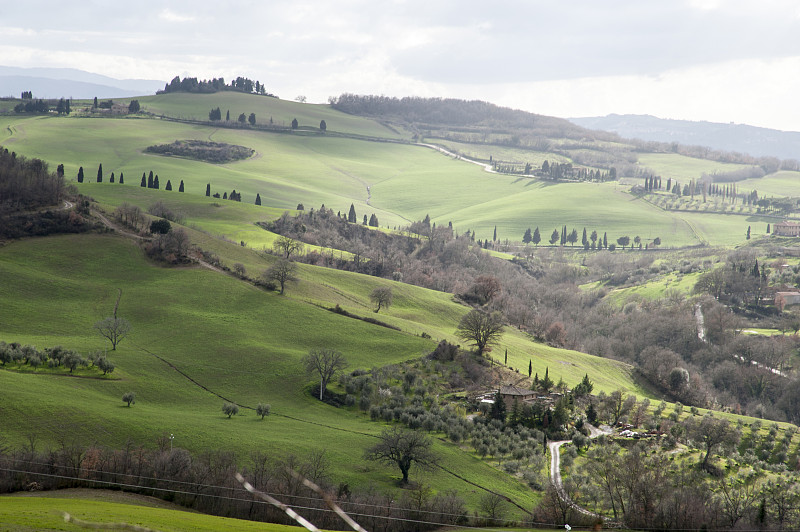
0, 231, 646, 514
1, 493, 297, 532
1, 92, 788, 247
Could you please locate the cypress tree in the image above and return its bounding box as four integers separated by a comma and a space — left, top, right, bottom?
205, 183, 211, 197
255, 193, 261, 205
119, 172, 124, 184
523, 228, 532, 244
348, 203, 357, 223
532, 227, 541, 246
528, 359, 532, 377
178, 180, 184, 192
165, 180, 172, 191
97, 164, 103, 183
140, 173, 146, 187
153, 175, 159, 189
223, 192, 228, 200
109, 172, 115, 183
77, 167, 84, 183
493, 225, 497, 242
147, 171, 154, 188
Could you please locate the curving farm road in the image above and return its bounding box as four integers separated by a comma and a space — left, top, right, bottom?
548, 423, 612, 519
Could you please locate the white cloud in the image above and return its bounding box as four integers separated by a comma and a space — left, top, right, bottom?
158, 8, 195, 23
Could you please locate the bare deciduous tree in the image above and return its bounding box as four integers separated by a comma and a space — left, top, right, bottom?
303, 348, 347, 401
369, 286, 393, 313
273, 235, 304, 259
262, 259, 298, 295
365, 426, 437, 485
455, 309, 505, 356
94, 317, 131, 350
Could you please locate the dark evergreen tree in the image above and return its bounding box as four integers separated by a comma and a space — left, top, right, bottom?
140, 173, 146, 187
319, 119, 327, 131
363, 214, 368, 225
205, 183, 211, 197
490, 390, 506, 422
767, 223, 771, 234
93, 96, 98, 109
369, 213, 379, 227
238, 113, 246, 123
223, 192, 228, 199
56, 164, 64, 177
528, 359, 532, 377
532, 227, 541, 246
747, 226, 751, 240
493, 225, 497, 242
97, 164, 103, 183
178, 180, 184, 192
603, 232, 608, 249
165, 180, 172, 191
109, 172, 115, 183
119, 172, 124, 184
560, 225, 567, 245
147, 171, 154, 188
523, 227, 532, 244
226, 110, 230, 121
581, 227, 588, 247
291, 118, 299, 129
549, 229, 559, 245
255, 193, 261, 205
77, 167, 84, 183
248, 113, 256, 125
153, 175, 159, 189
128, 100, 140, 113
348, 203, 357, 223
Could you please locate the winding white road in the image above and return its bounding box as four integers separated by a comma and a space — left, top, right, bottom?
548, 423, 612, 519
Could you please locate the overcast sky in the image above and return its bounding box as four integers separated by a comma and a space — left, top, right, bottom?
3, 0, 800, 130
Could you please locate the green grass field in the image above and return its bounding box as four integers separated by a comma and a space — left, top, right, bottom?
0, 97, 764, 248
636, 153, 756, 180
738, 170, 800, 197
0, 492, 298, 532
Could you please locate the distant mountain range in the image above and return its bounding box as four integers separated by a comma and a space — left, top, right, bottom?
570, 114, 800, 161
0, 66, 165, 99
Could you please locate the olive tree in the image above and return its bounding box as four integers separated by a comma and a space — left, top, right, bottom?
122, 392, 136, 407
303, 348, 347, 401
222, 402, 239, 418
256, 403, 271, 420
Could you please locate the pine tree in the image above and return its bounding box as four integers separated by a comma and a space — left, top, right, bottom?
97, 164, 103, 183
165, 180, 172, 191
178, 180, 184, 192
206, 183, 211, 197
255, 193, 261, 205
532, 227, 541, 246
77, 167, 84, 183
140, 173, 146, 187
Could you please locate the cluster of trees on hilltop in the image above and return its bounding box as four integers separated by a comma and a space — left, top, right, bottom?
158, 75, 276, 97
13, 97, 71, 115
0, 147, 65, 212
